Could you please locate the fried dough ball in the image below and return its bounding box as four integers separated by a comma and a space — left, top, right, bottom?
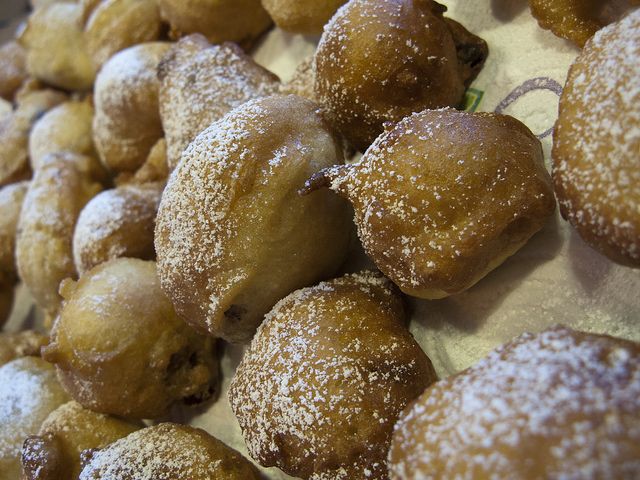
158, 34, 280, 170
230, 271, 437, 480
155, 95, 352, 343
389, 326, 640, 479
529, 0, 639, 47
21, 401, 141, 480
315, 0, 489, 151
156, 0, 272, 46
0, 88, 67, 187
42, 258, 219, 419
261, 0, 347, 34
18, 3, 96, 91
304, 109, 556, 299
0, 181, 29, 287
278, 57, 316, 102
78, 423, 261, 479
0, 357, 70, 480
93, 42, 170, 174
16, 152, 103, 322
0, 41, 27, 101
0, 330, 48, 366
73, 183, 163, 275
29, 98, 96, 171
553, 10, 640, 267
83, 0, 163, 71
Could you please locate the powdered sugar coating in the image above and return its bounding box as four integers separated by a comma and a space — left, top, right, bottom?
73, 183, 163, 275
155, 94, 351, 343
93, 42, 170, 173
552, 9, 640, 266
79, 423, 260, 479
29, 99, 96, 170
0, 357, 69, 480
158, 35, 279, 170
389, 326, 640, 479
306, 109, 555, 299
229, 271, 436, 480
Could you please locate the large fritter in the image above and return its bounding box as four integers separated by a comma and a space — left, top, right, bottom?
229, 271, 437, 480
155, 94, 352, 343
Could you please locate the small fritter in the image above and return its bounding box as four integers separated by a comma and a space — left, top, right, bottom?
93, 42, 170, 174
83, 0, 163, 70
261, 0, 347, 34
78, 423, 261, 479
29, 98, 96, 170
22, 401, 141, 480
0, 88, 67, 187
156, 0, 272, 47
0, 357, 70, 480
42, 258, 219, 419
73, 183, 163, 275
18, 2, 96, 91
16, 152, 103, 322
529, 0, 639, 47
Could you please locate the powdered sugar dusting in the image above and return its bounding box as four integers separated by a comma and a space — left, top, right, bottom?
159, 35, 280, 170
73, 183, 162, 274
155, 98, 270, 333
0, 357, 69, 474
79, 423, 258, 479
229, 271, 435, 479
315, 108, 554, 296
553, 9, 640, 263
390, 326, 640, 479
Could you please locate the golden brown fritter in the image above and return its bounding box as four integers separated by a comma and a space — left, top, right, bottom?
155, 95, 352, 343
78, 423, 261, 479
73, 183, 163, 275
156, 0, 272, 47
158, 34, 279, 170
0, 88, 67, 187
553, 10, 640, 267
0, 357, 70, 480
16, 152, 103, 322
529, 0, 639, 47
304, 109, 555, 299
83, 0, 163, 70
93, 42, 170, 174
261, 0, 347, 34
42, 258, 219, 419
389, 326, 640, 479
314, 0, 488, 151
229, 271, 437, 480
21, 401, 141, 480
29, 98, 96, 170
18, 3, 96, 91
